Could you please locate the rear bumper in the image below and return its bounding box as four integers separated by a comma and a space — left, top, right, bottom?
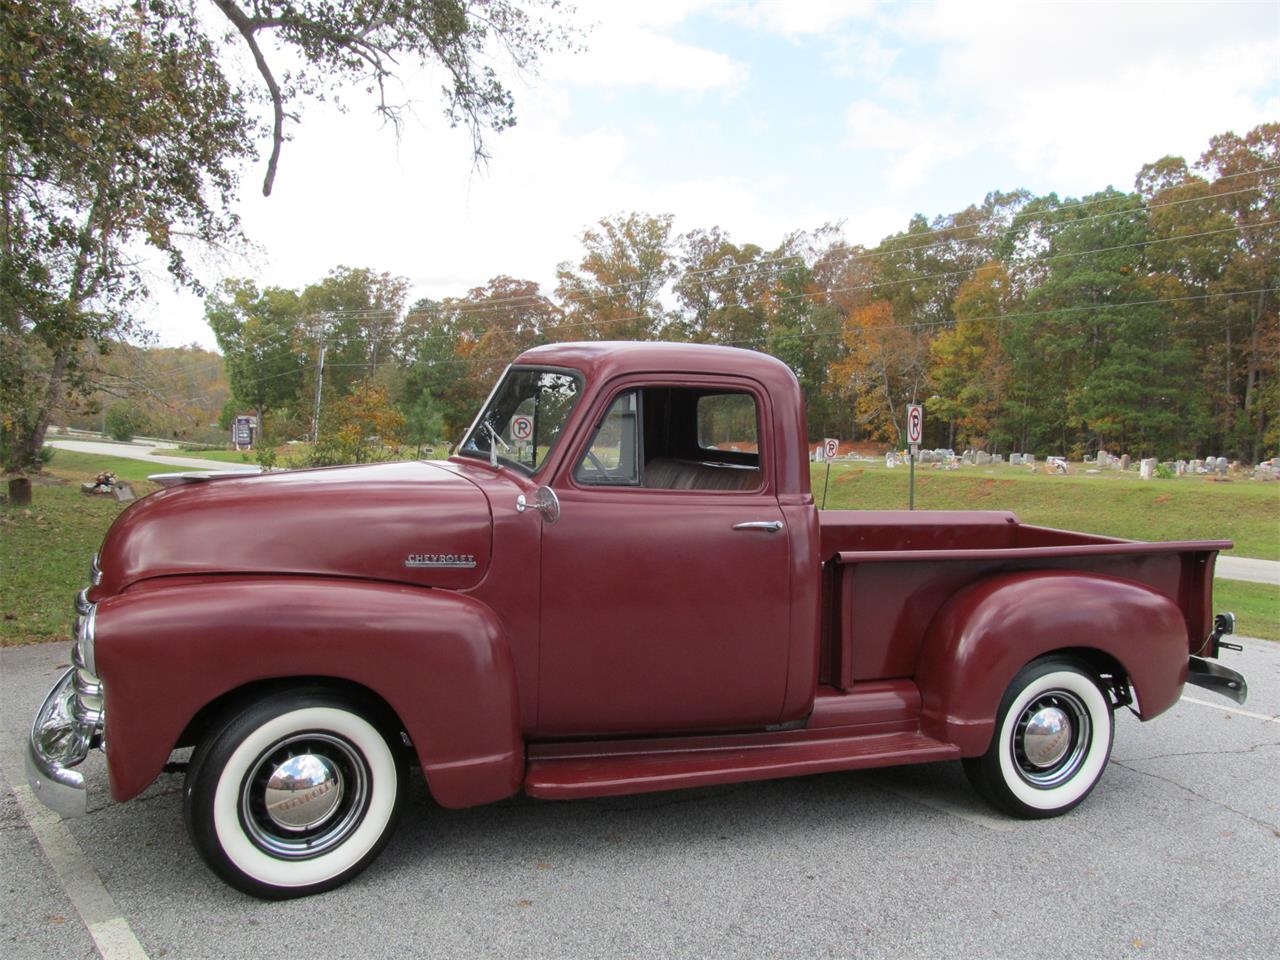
1186, 656, 1248, 705
25, 666, 101, 818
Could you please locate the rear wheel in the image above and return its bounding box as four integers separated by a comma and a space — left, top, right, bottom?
184, 689, 406, 899
963, 658, 1114, 819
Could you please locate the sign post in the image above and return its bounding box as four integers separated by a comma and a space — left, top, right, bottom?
821, 438, 838, 508
906, 404, 923, 510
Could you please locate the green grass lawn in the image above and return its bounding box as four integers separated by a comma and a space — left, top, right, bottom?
1212, 579, 1280, 643
151, 447, 256, 464
1, 453, 197, 645
815, 461, 1280, 561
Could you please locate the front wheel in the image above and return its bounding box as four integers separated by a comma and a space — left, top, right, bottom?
184, 689, 406, 899
963, 658, 1114, 819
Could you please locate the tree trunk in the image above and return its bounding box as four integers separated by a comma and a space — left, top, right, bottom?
13, 348, 71, 471
8, 188, 104, 474
7, 476, 32, 506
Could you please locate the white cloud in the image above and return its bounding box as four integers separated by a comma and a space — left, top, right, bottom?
727, 0, 876, 36
545, 1, 747, 92
550, 26, 747, 92
845, 99, 970, 188
840, 1, 1280, 194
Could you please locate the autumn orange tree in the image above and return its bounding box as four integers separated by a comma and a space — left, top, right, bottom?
828, 299, 931, 445
555, 213, 679, 340
311, 382, 406, 465
928, 263, 1013, 450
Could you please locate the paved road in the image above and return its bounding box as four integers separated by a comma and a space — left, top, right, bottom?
1217, 556, 1280, 586
46, 439, 256, 473
2, 639, 1276, 960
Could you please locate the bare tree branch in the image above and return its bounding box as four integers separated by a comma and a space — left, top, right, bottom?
211, 0, 286, 196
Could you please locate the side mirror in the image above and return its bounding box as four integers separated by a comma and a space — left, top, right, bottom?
516, 485, 560, 524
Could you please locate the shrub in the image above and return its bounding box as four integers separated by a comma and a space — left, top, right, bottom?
104, 402, 149, 442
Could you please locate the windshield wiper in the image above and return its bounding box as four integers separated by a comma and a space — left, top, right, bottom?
482, 422, 510, 467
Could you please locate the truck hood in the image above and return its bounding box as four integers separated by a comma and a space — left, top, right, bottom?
94, 460, 492, 594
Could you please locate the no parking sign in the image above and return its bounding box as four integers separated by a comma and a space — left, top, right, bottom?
907, 404, 923, 447
510, 415, 533, 442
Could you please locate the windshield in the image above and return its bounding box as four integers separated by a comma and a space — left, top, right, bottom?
459, 367, 583, 474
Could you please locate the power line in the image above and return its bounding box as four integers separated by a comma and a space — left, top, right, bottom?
132, 171, 1280, 381
304, 218, 1279, 348
302, 176, 1280, 325
119, 217, 1280, 395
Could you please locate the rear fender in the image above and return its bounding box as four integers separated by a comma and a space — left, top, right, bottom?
95, 577, 521, 808
914, 570, 1188, 755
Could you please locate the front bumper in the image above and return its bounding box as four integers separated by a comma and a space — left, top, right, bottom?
26, 666, 98, 817
26, 569, 106, 818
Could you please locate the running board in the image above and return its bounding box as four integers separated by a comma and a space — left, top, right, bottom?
525, 730, 959, 801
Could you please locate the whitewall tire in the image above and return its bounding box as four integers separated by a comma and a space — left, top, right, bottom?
185, 689, 406, 899
963, 658, 1114, 819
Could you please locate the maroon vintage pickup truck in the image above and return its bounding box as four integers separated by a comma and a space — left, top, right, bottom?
28, 341, 1247, 898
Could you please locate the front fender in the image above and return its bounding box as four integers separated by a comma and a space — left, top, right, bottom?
95, 577, 522, 808
914, 570, 1188, 755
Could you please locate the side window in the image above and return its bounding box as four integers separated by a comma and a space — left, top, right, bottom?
575, 391, 640, 485
697, 393, 758, 456
641, 388, 763, 492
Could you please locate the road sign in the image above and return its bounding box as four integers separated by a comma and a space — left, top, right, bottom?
231, 415, 255, 448
510, 415, 533, 441
823, 438, 839, 461
907, 404, 923, 446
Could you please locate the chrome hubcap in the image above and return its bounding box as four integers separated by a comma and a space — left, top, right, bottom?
1012, 690, 1091, 789
264, 754, 344, 831
240, 733, 369, 860
1022, 706, 1071, 768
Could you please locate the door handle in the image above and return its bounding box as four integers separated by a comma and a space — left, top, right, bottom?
732, 521, 784, 532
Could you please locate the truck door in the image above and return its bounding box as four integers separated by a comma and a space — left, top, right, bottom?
537, 380, 792, 737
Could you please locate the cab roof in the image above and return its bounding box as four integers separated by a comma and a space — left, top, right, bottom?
513, 340, 798, 388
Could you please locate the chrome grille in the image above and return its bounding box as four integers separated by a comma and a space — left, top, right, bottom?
69, 561, 105, 748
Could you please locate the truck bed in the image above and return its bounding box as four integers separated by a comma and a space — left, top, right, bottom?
818, 510, 1231, 689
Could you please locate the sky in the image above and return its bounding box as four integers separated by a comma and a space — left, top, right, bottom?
142, 0, 1280, 351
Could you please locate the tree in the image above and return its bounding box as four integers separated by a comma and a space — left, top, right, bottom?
1195, 124, 1280, 460
206, 280, 306, 439
3, 0, 574, 496
311, 381, 406, 465
394, 276, 558, 442
674, 228, 773, 344
300, 266, 411, 402
202, 0, 575, 195
556, 213, 679, 340
104, 401, 149, 442
929, 263, 1013, 450
828, 300, 931, 444
2, 0, 252, 483
404, 392, 447, 456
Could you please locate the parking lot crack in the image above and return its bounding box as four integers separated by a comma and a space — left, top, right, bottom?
1118, 740, 1280, 763
1111, 759, 1280, 835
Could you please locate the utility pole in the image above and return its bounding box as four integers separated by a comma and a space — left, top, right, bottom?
310, 316, 329, 444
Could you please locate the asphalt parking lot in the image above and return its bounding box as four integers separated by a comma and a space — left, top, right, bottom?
2, 638, 1277, 960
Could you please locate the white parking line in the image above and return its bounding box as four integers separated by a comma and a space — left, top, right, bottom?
0, 745, 149, 960
868, 777, 1016, 833
1180, 696, 1280, 723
